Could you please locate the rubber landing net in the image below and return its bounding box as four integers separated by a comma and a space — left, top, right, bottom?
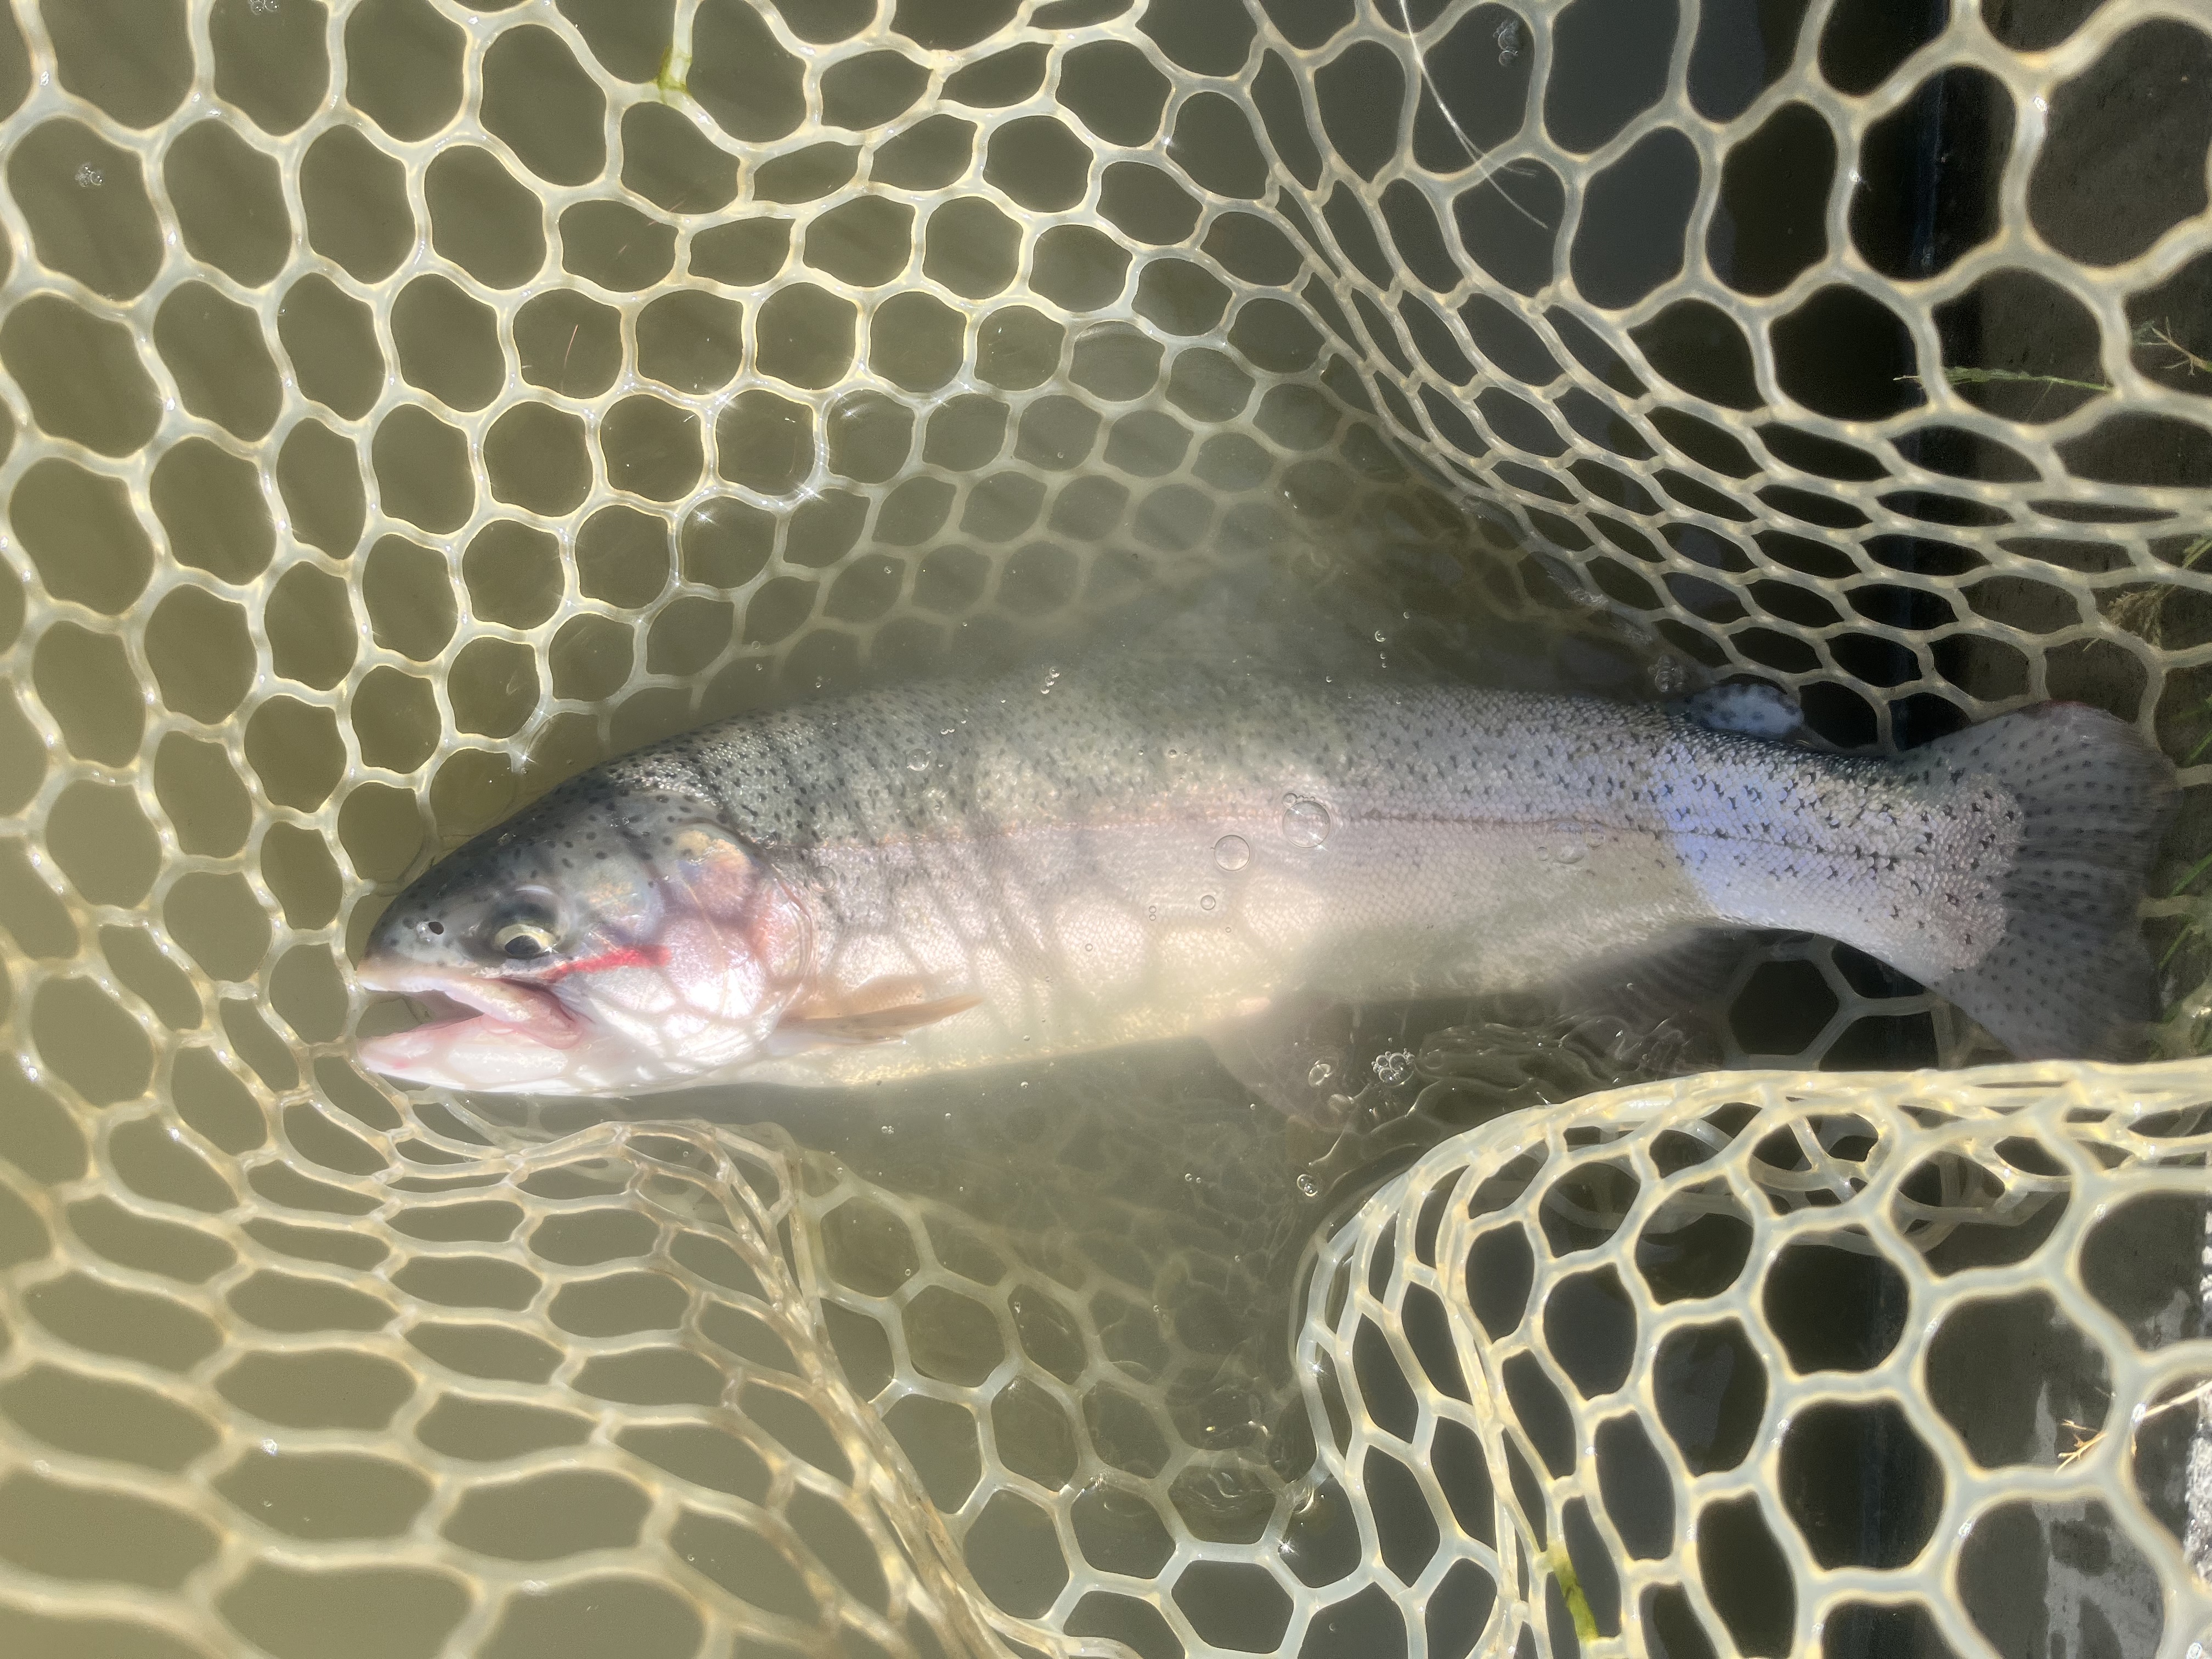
0, 1, 2207, 1655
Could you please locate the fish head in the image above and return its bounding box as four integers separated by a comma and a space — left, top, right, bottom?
354, 781, 812, 1094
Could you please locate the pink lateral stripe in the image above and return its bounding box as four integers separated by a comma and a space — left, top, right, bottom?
533, 944, 668, 984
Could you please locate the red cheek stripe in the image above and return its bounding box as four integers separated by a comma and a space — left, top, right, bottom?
533, 944, 668, 984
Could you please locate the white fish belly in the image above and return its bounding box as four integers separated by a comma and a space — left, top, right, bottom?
753, 787, 1731, 1087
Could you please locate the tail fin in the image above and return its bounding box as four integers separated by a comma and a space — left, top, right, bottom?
1920, 703, 2175, 1060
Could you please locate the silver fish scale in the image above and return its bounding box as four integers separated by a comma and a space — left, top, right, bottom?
670, 672, 1885, 844
465, 672, 2005, 1090
453, 664, 2001, 961
0, 3, 2207, 1658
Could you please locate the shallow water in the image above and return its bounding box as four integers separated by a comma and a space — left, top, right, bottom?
0, 1, 2209, 1656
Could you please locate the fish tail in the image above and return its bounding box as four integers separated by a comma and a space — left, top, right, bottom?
1920, 703, 2175, 1060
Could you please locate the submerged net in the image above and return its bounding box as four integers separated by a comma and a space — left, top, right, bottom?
0, 0, 2208, 1654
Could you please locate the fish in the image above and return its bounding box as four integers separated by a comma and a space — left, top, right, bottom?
354, 661, 2175, 1097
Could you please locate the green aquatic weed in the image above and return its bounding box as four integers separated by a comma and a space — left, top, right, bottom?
1548, 1547, 1599, 1643
1894, 321, 2207, 396
1897, 366, 2112, 394
2109, 533, 2212, 648
656, 45, 690, 98
2134, 318, 2212, 379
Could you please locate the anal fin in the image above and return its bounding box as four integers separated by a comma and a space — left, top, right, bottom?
1676, 680, 1802, 737
1205, 995, 1359, 1127
1578, 929, 1748, 1020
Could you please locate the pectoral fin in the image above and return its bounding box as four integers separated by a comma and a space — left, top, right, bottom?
773, 992, 983, 1051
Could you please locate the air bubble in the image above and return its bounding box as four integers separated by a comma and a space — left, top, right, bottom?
1296, 1172, 1322, 1198
907, 751, 929, 771
1200, 894, 1217, 911
1372, 1050, 1413, 1086
1556, 843, 1585, 866
1214, 833, 1250, 870
1650, 659, 1689, 695
1282, 797, 1332, 849
1307, 1060, 1333, 1086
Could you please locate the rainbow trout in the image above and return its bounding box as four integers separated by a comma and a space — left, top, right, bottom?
356, 664, 2173, 1096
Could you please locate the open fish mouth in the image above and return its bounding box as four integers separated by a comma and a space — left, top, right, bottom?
354, 961, 582, 1054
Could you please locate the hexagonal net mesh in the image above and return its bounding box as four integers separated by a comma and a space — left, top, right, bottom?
0, 0, 2208, 1656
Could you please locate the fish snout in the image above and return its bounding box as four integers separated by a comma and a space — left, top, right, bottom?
354, 958, 585, 1090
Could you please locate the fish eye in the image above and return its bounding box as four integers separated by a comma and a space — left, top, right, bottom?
490, 919, 558, 961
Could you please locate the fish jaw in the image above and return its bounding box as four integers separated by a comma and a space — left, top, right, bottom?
354, 961, 585, 1092
353, 912, 817, 1096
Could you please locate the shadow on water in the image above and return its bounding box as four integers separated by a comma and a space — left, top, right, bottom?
456, 998, 1699, 1545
